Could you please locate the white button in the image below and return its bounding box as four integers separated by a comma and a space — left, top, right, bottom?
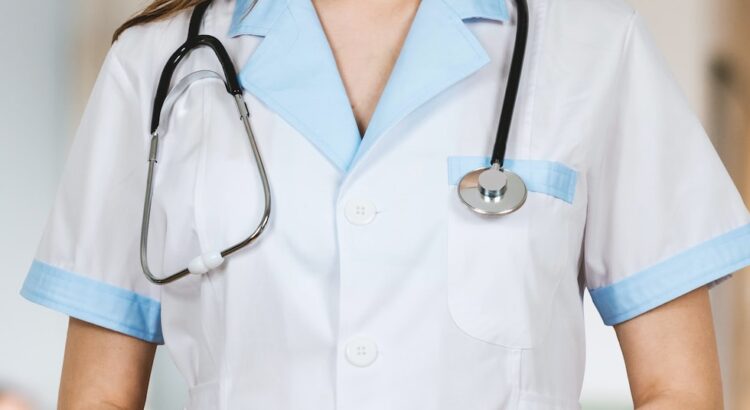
344, 199, 377, 225
345, 337, 378, 367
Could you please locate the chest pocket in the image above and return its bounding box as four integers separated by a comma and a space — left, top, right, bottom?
445, 156, 578, 349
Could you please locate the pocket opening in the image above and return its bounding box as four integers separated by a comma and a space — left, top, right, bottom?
446, 156, 578, 204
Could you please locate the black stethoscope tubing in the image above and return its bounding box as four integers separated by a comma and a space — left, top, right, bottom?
492, 0, 528, 167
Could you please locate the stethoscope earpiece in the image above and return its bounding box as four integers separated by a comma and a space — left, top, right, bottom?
457, 163, 527, 215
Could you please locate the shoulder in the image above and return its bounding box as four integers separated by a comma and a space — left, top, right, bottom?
542, 0, 638, 54
536, 0, 644, 85
105, 0, 237, 93
546, 0, 636, 31
107, 8, 193, 90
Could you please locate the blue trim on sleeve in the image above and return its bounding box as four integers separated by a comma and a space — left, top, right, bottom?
20, 259, 164, 344
590, 223, 750, 326
447, 156, 578, 203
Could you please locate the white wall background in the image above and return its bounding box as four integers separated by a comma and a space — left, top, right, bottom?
0, 1, 71, 408
0, 1, 186, 408
0, 1, 729, 409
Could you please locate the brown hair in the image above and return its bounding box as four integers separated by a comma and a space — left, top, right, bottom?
112, 0, 206, 42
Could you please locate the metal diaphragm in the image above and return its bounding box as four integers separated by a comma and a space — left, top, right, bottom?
457, 165, 527, 215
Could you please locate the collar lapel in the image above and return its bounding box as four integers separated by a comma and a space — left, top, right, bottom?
228, 0, 509, 173
228, 0, 286, 37
348, 0, 509, 171
229, 0, 362, 172
442, 0, 509, 20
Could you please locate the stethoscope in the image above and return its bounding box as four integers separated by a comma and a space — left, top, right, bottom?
140, 0, 270, 284
140, 0, 529, 284
457, 0, 529, 215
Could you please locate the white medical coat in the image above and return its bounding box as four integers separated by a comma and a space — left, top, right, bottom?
21, 0, 750, 408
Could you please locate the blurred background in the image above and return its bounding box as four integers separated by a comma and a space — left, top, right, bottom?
1, 0, 748, 409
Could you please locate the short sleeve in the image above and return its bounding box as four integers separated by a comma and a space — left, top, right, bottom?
20, 42, 163, 343
583, 12, 750, 326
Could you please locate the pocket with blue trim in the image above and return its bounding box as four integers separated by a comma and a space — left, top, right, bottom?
444, 156, 580, 349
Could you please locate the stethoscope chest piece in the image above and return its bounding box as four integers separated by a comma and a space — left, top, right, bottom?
457, 163, 527, 215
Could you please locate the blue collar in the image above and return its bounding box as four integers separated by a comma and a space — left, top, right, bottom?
227, 0, 510, 172
229, 0, 509, 36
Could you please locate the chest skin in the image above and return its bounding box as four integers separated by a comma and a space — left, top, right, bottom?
311, 0, 421, 137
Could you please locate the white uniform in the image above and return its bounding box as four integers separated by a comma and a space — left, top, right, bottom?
21, 0, 750, 408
